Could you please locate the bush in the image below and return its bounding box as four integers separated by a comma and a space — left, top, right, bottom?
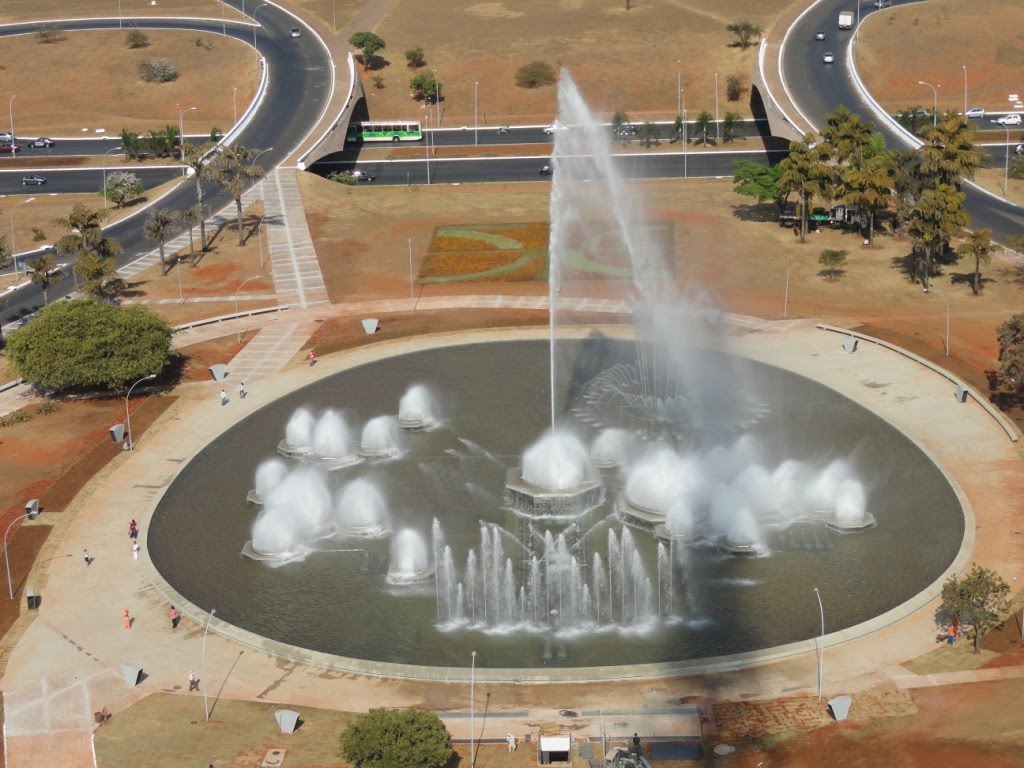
726, 74, 743, 101
327, 171, 357, 185
32, 227, 46, 242
372, 75, 385, 90
405, 46, 426, 68
103, 171, 144, 208
126, 30, 149, 48
138, 57, 178, 83
515, 61, 557, 89
36, 401, 57, 415
36, 25, 64, 44
340, 708, 452, 768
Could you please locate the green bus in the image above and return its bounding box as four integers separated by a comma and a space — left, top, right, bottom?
345, 120, 423, 144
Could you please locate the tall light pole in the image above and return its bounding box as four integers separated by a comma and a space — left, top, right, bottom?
9, 197, 35, 277
233, 87, 238, 125
675, 65, 681, 117
812, 587, 824, 700
234, 275, 260, 342
203, 608, 217, 721
961, 65, 967, 116
408, 238, 415, 304
177, 104, 196, 164
470, 650, 477, 768
474, 81, 479, 147
681, 89, 687, 179
5, 507, 41, 600
433, 69, 441, 125
992, 121, 1011, 195
425, 113, 431, 185
125, 374, 156, 450
118, 0, 123, 29
102, 145, 123, 210
714, 72, 720, 142
783, 260, 793, 319
918, 80, 939, 127
8, 94, 14, 145
253, 4, 269, 52
333, 0, 337, 33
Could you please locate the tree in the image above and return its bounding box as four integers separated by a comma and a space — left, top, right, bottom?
180, 141, 219, 251
36, 25, 64, 44
138, 57, 178, 83
726, 74, 742, 101
144, 208, 178, 275
907, 183, 968, 291
126, 30, 149, 48
669, 114, 685, 143
611, 111, 630, 135
732, 160, 787, 212
919, 114, 985, 187
941, 565, 1010, 654
5, 299, 171, 392
895, 106, 931, 137
348, 32, 385, 69
820, 105, 873, 166
638, 121, 661, 148
410, 72, 439, 103
340, 708, 452, 768
818, 249, 848, 281
726, 20, 762, 49
25, 253, 66, 306
74, 251, 125, 300
103, 171, 144, 208
174, 205, 203, 266
996, 313, 1024, 390
778, 135, 833, 243
840, 151, 897, 247
515, 61, 557, 89
693, 111, 714, 145
120, 128, 143, 161
956, 228, 993, 296
722, 112, 741, 142
53, 205, 124, 285
212, 144, 266, 247
405, 46, 425, 68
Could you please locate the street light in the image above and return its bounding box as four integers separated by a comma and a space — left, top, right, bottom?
8, 94, 14, 146
125, 374, 156, 450
714, 72, 720, 142
234, 275, 260, 342
918, 80, 939, 127
202, 608, 217, 721
992, 121, 1011, 195
102, 145, 123, 210
783, 260, 793, 319
253, 4, 269, 52
425, 113, 431, 185
118, 0, 122, 29
474, 81, 479, 147
9, 197, 36, 277
470, 650, 477, 768
681, 89, 687, 179
233, 86, 238, 125
962, 65, 967, 116
177, 104, 196, 164
812, 587, 824, 700
675, 65, 681, 117
5, 506, 41, 600
333, 0, 337, 33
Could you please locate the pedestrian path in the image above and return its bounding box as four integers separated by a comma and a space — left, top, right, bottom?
223, 319, 321, 383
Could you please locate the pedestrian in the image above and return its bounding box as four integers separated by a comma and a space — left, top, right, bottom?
307, 350, 316, 367
632, 733, 641, 758
169, 606, 180, 630
83, 549, 92, 566
129, 519, 138, 539
132, 541, 140, 561
220, 389, 228, 406
506, 733, 516, 753
189, 669, 199, 692
239, 381, 247, 400
946, 625, 956, 646
123, 608, 131, 630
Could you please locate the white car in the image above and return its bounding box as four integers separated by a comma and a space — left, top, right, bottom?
290, 27, 301, 38
543, 122, 562, 135
814, 31, 826, 41
822, 52, 835, 64
964, 107, 985, 119
996, 113, 1022, 126
1016, 144, 1024, 156
0, 131, 12, 142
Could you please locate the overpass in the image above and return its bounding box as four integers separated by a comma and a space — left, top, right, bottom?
297, 53, 365, 170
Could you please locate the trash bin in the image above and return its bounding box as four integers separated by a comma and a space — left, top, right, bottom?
26, 588, 40, 610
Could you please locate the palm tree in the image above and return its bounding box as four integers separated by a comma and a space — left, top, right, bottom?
841, 152, 897, 247
669, 114, 685, 144
721, 112, 741, 143
26, 253, 66, 305
637, 121, 661, 148
778, 134, 833, 243
820, 105, 874, 165
212, 144, 266, 246
144, 208, 178, 275
919, 114, 986, 187
53, 205, 124, 296
74, 251, 125, 300
180, 141, 219, 252
956, 228, 993, 296
174, 205, 202, 266
908, 183, 969, 291
693, 111, 714, 145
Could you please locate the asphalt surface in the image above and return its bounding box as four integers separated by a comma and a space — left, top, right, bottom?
0, 7, 333, 327
784, 0, 1024, 241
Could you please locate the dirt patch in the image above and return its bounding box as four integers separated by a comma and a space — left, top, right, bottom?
175, 335, 249, 383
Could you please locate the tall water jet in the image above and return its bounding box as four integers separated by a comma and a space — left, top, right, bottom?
358, 416, 402, 458
307, 410, 360, 469
398, 384, 437, 430
278, 407, 315, 457
247, 458, 288, 505
590, 428, 633, 469
505, 428, 603, 517
387, 529, 434, 584
829, 478, 876, 532
334, 478, 389, 537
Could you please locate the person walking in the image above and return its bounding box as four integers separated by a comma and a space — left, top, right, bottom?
169, 606, 180, 630
123, 608, 131, 630
307, 350, 316, 367
220, 389, 229, 406
132, 541, 140, 561
129, 519, 138, 539
83, 549, 92, 566
189, 669, 199, 691
239, 381, 247, 400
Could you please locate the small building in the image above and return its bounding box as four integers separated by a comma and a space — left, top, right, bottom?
538, 734, 571, 765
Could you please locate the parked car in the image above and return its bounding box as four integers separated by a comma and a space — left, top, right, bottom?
351, 170, 375, 182
0, 144, 20, 153
822, 52, 835, 64
964, 107, 985, 119
616, 124, 638, 138
996, 113, 1022, 126
1016, 144, 1024, 156
815, 31, 826, 40
21, 174, 46, 185
0, 131, 12, 142
539, 164, 553, 176
290, 27, 301, 38
27, 137, 55, 148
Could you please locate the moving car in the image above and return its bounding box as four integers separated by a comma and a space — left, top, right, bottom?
28, 137, 55, 148
1016, 144, 1024, 156
964, 107, 985, 119
873, 0, 891, 7
290, 27, 301, 38
351, 170, 375, 182
815, 31, 826, 40
996, 113, 1022, 126
823, 52, 835, 64
0, 144, 20, 153
0, 131, 12, 142
21, 174, 46, 185
539, 164, 553, 175
543, 122, 563, 134
616, 124, 638, 138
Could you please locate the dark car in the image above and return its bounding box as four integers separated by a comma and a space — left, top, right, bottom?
351, 170, 375, 182
21, 174, 46, 185
539, 164, 553, 175
28, 137, 55, 148
0, 144, 20, 153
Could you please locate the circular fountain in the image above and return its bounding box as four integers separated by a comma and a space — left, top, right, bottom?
242, 467, 335, 561
590, 428, 633, 469
277, 407, 315, 457
247, 458, 288, 505
358, 416, 402, 458
398, 384, 437, 430
306, 410, 361, 469
334, 478, 390, 537
387, 529, 435, 584
503, 429, 604, 517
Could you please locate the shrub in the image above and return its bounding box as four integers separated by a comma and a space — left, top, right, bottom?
126, 30, 149, 48
193, 36, 213, 50
405, 46, 426, 68
103, 171, 144, 208
138, 57, 179, 83
327, 171, 357, 185
515, 61, 557, 89
32, 227, 46, 242
726, 74, 743, 101
36, 26, 64, 44
372, 75, 385, 90
36, 402, 57, 415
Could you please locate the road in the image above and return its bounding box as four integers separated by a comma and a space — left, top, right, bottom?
0, 6, 334, 327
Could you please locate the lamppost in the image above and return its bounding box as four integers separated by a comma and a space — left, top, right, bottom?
474, 81, 479, 147
425, 113, 431, 185
714, 71, 720, 142
408, 238, 415, 304
783, 260, 793, 319
118, 0, 123, 29
992, 121, 1011, 195
812, 587, 824, 700
9, 197, 36, 277
233, 86, 238, 125
202, 608, 217, 721
681, 89, 687, 179
234, 275, 260, 342
918, 80, 939, 127
333, 0, 337, 32
8, 94, 14, 146
102, 145, 123, 210
125, 374, 156, 450
5, 506, 41, 600
675, 66, 681, 118
962, 65, 967, 116
177, 104, 196, 164
470, 650, 477, 768
253, 4, 269, 52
